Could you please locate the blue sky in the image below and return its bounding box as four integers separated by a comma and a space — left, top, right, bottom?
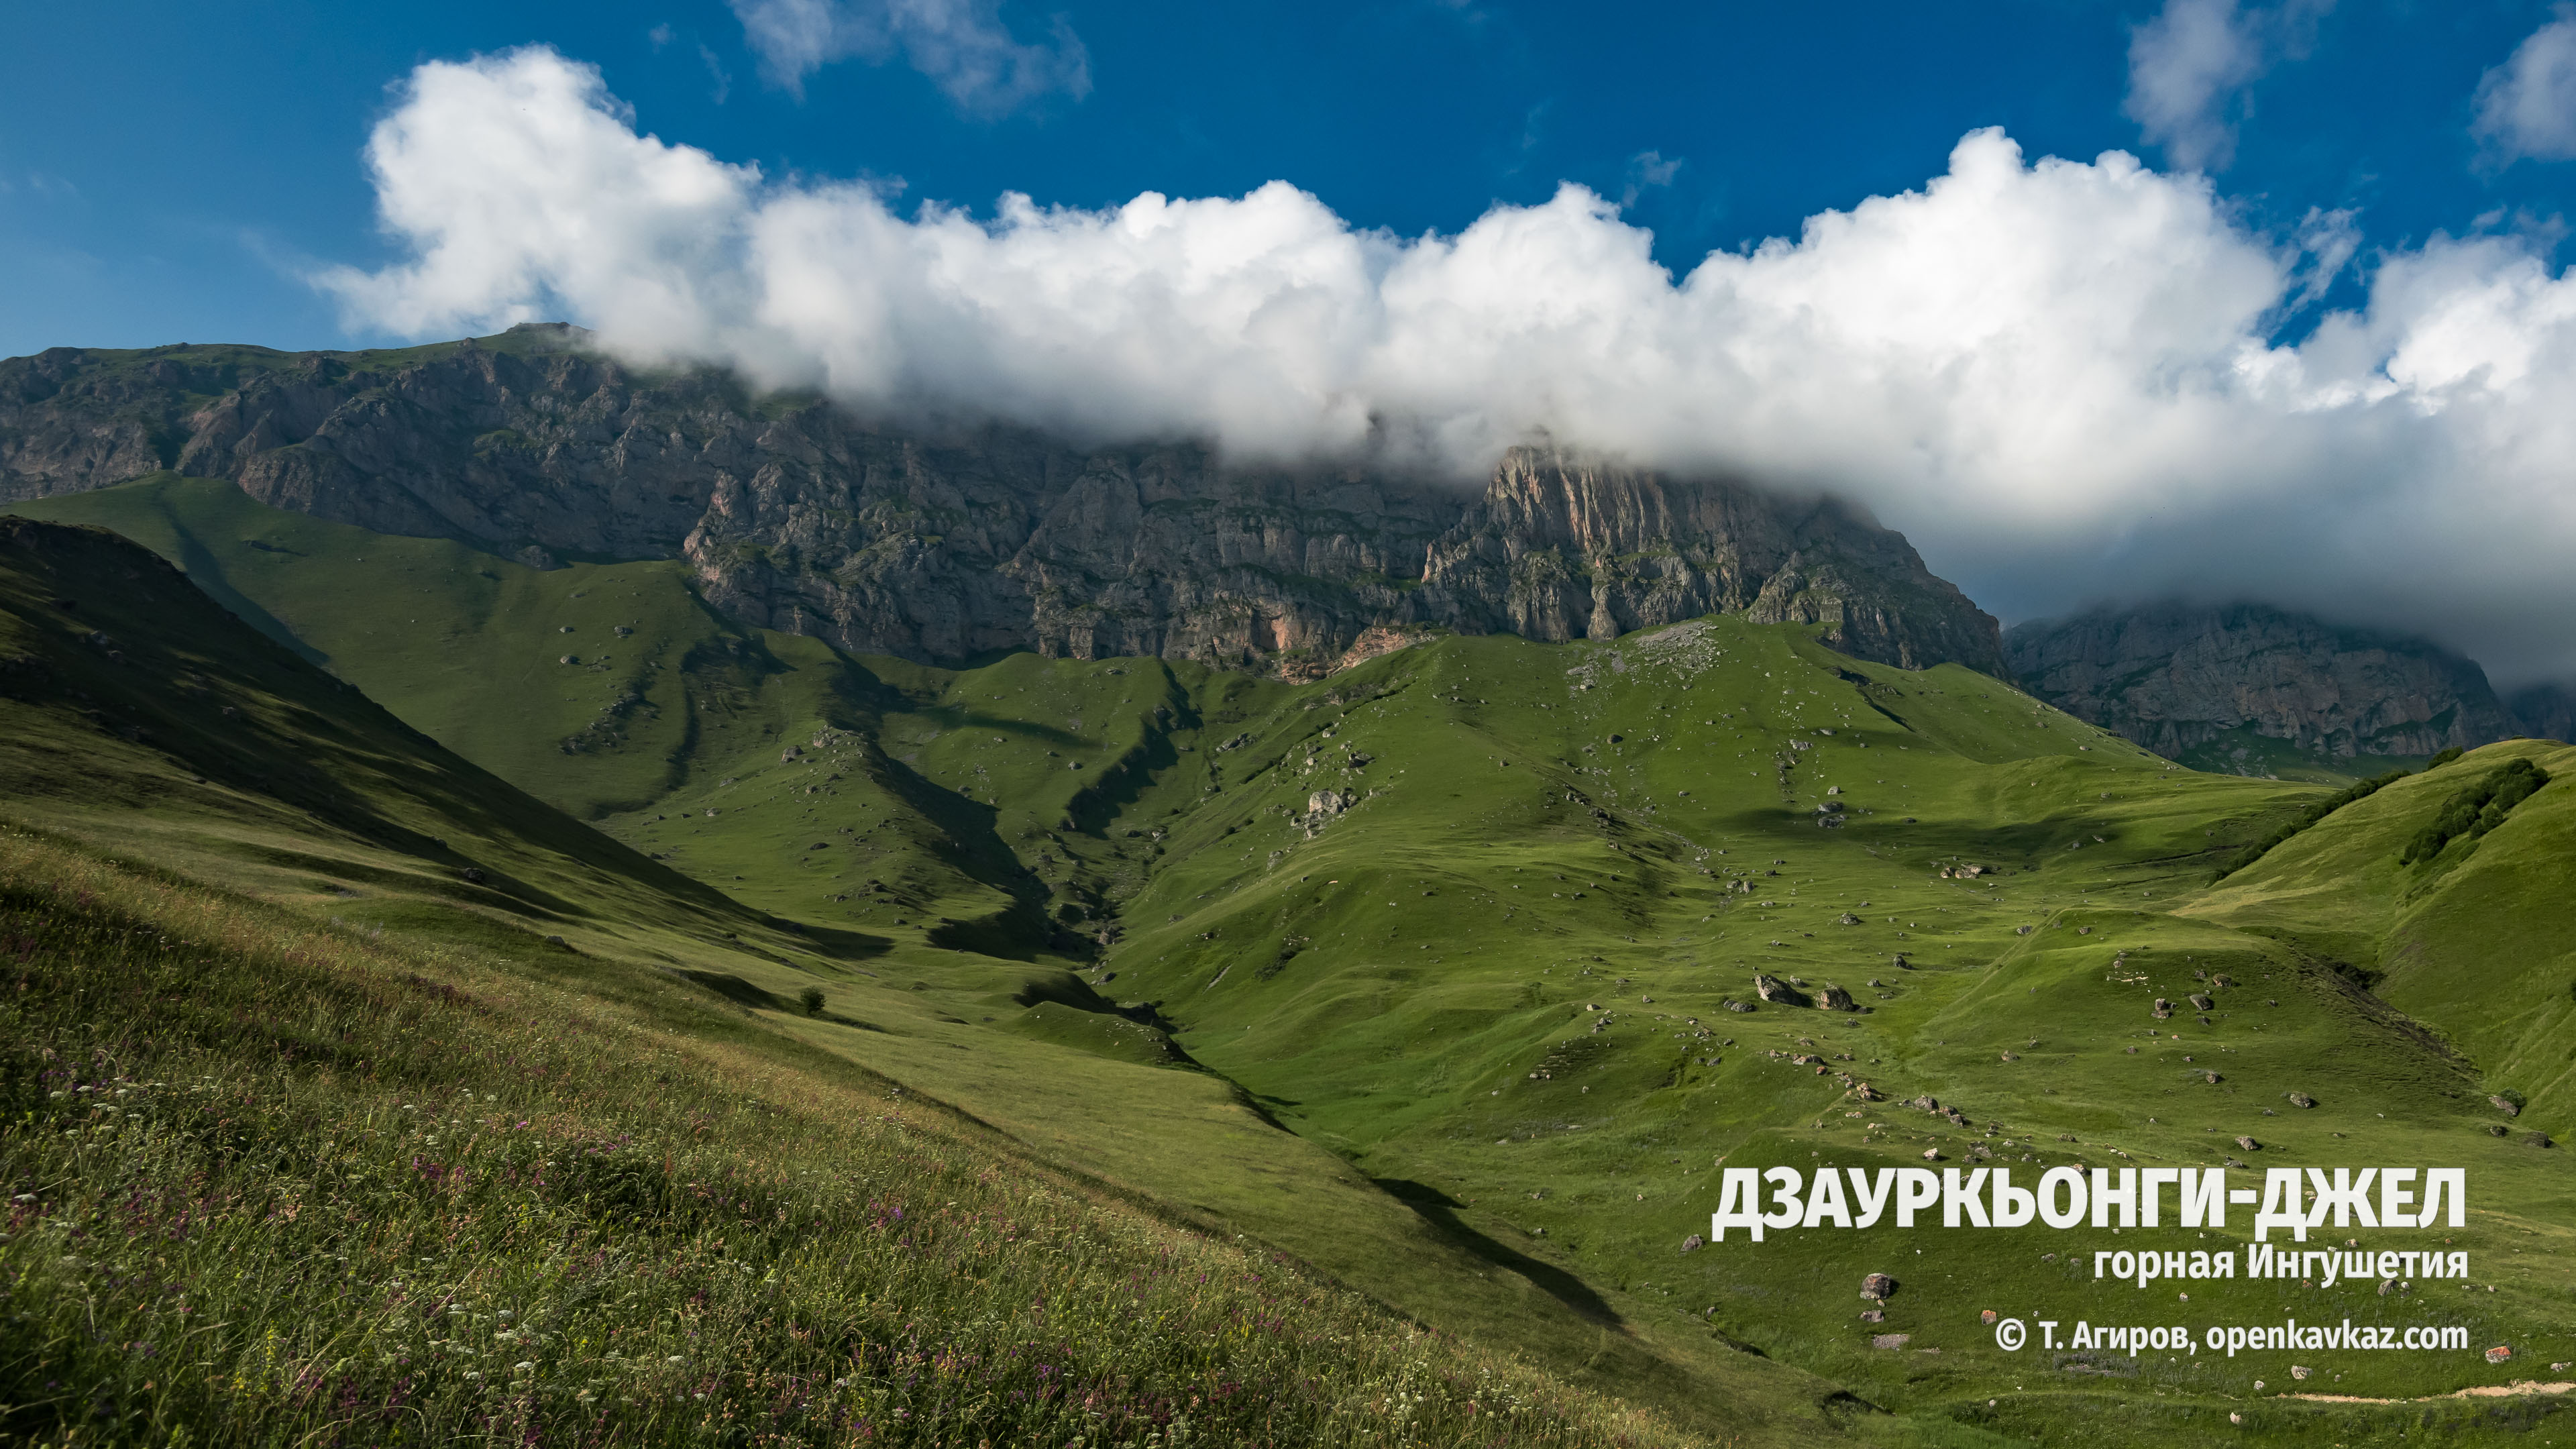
7, 2, 2576, 676
3, 1, 2567, 358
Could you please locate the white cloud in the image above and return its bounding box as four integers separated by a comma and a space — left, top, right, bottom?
320, 47, 2576, 682
729, 0, 1089, 113
2474, 5, 2576, 166
2124, 0, 2332, 172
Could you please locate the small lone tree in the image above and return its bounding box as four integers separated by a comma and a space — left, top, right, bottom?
799, 985, 826, 1017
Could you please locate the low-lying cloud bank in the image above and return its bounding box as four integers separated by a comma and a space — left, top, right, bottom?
319, 46, 2576, 683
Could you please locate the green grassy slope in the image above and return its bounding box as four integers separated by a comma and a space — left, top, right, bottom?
2188, 743, 2576, 1124
0, 825, 1707, 1448
0, 513, 1878, 1445
12, 474, 759, 818
1077, 620, 2576, 1435
11, 482, 2576, 1443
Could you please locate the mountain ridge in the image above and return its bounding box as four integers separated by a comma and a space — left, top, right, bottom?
0, 327, 2004, 679
2004, 598, 2544, 773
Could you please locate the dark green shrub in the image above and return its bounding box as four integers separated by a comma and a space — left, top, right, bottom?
2402, 757, 2552, 863
798, 983, 826, 1016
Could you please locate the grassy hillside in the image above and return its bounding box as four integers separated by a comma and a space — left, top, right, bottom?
11, 480, 2576, 1444
0, 513, 1868, 1446
0, 823, 1701, 1448
0, 517, 1838, 1447
2188, 744, 2576, 1122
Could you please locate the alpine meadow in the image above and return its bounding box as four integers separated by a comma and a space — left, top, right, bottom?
11, 3, 2576, 1442
0, 325, 2571, 1446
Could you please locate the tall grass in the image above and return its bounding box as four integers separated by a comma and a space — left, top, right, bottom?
0, 824, 1692, 1448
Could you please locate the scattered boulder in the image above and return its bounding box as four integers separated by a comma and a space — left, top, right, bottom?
1819, 983, 1858, 1011
2212, 975, 2236, 988
2078, 926, 2093, 936
1872, 1334, 1911, 1350
2015, 925, 2033, 935
2489, 1125, 2511, 1137
2491, 1095, 2522, 1118
1723, 1000, 1756, 1013
2286, 1091, 2316, 1108
1754, 975, 1811, 1007
1860, 1308, 1886, 1324
2152, 998, 2173, 1020
2204, 1072, 2222, 1085
459, 866, 486, 884
2188, 993, 2214, 1011
1860, 1273, 1898, 1301
1921, 1148, 1941, 1161
2524, 1132, 2554, 1149
2235, 1136, 2261, 1151
1681, 1234, 1705, 1253
1307, 789, 1355, 816
1836, 912, 1862, 926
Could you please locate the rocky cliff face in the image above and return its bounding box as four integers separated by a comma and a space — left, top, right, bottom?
2005, 602, 2519, 761
1, 326, 2003, 676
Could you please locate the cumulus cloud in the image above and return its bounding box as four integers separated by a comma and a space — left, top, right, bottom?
2125, 0, 2332, 172
2474, 5, 2576, 166
319, 47, 2576, 682
729, 0, 1089, 113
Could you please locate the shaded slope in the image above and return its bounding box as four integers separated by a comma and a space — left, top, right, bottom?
0, 515, 798, 951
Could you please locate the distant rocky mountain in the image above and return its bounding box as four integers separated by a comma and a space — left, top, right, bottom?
2508, 683, 2576, 748
0, 325, 2002, 678
2004, 601, 2530, 765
